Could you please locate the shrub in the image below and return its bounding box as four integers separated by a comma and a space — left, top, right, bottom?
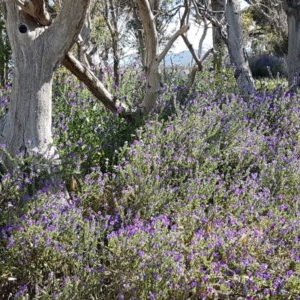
1, 67, 300, 298
249, 54, 287, 78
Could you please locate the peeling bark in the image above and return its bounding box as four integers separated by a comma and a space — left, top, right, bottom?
16, 0, 52, 26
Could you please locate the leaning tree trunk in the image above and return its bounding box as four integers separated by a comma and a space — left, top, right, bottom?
63, 53, 120, 113
225, 0, 255, 95
0, 0, 89, 177
283, 0, 300, 91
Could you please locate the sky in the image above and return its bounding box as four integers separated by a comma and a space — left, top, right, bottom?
172, 0, 249, 54
48, 0, 249, 57
172, 23, 212, 54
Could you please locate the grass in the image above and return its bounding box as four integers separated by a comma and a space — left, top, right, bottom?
1, 65, 300, 299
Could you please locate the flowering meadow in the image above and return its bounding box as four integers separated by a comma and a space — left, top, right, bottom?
1, 66, 300, 299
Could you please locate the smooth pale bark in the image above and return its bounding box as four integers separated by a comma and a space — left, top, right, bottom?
283, 0, 300, 90
142, 25, 189, 111
136, 0, 189, 111
1, 0, 89, 171
136, 0, 160, 111
136, 0, 157, 68
225, 0, 255, 95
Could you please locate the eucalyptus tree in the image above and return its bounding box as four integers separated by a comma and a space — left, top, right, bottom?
208, 0, 226, 70
99, 0, 133, 86
126, 0, 179, 65
178, 0, 213, 95
0, 0, 255, 180
135, 0, 189, 111
225, 0, 255, 94
192, 0, 255, 94
0, 0, 90, 175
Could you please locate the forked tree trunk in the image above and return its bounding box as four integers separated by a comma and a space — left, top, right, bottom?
225, 0, 255, 95
136, 0, 189, 111
0, 0, 89, 177
283, 0, 300, 91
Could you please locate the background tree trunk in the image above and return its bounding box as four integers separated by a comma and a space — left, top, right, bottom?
104, 0, 120, 86
211, 0, 226, 71
136, 0, 188, 111
225, 0, 255, 95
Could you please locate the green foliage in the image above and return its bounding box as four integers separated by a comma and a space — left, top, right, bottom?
0, 12, 11, 87
194, 64, 237, 96
52, 69, 142, 177
244, 3, 288, 56
0, 194, 108, 299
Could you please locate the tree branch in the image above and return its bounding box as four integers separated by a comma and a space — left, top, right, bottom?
179, 0, 203, 69
187, 48, 214, 89
181, 34, 202, 69
198, 17, 209, 56
180, 0, 191, 27
62, 53, 119, 114
156, 24, 189, 64
192, 0, 228, 44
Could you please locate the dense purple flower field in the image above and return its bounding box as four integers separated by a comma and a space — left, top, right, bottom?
0, 67, 300, 299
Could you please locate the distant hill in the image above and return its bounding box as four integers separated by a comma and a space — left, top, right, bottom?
163, 50, 200, 67
120, 50, 203, 67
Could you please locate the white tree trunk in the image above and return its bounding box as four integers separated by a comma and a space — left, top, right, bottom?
1, 51, 55, 161
136, 0, 189, 111
135, 0, 159, 111
1, 0, 89, 174
143, 61, 161, 111
225, 0, 255, 95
